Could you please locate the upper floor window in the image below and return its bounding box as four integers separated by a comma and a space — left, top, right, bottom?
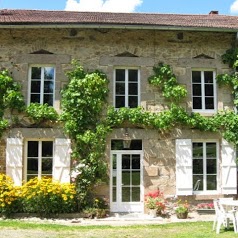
25, 140, 53, 181
29, 66, 55, 106
192, 70, 216, 112
114, 68, 140, 108
192, 142, 218, 193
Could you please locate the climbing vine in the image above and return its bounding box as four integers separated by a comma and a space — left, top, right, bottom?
1, 47, 238, 206
148, 63, 187, 103
60, 60, 110, 203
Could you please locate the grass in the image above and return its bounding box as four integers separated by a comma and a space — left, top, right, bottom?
0, 220, 237, 238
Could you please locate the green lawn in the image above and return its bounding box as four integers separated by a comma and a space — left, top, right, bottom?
0, 220, 237, 238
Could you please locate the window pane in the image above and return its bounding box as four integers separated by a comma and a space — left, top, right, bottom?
193, 159, 203, 174
132, 155, 140, 169
44, 81, 54, 93
27, 158, 38, 174
132, 171, 140, 185
116, 83, 125, 94
192, 71, 201, 83
128, 70, 138, 82
115, 96, 125, 108
31, 67, 41, 79
204, 71, 213, 83
193, 97, 202, 109
31, 94, 40, 103
113, 187, 117, 202
132, 187, 140, 201
122, 187, 130, 202
207, 159, 216, 174
192, 84, 201, 96
193, 175, 203, 190
193, 143, 203, 158
205, 84, 214, 96
44, 67, 54, 80
42, 158, 52, 175
207, 175, 216, 190
112, 154, 117, 169
205, 98, 214, 109
31, 81, 41, 93
129, 96, 138, 108
116, 69, 125, 82
129, 83, 138, 95
111, 140, 142, 150
122, 171, 130, 185
28, 141, 38, 157
43, 94, 53, 106
206, 143, 216, 158
122, 155, 130, 169
42, 141, 53, 157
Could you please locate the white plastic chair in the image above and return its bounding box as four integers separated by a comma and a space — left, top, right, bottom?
214, 199, 237, 234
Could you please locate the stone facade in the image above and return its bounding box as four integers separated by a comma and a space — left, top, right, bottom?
0, 26, 236, 210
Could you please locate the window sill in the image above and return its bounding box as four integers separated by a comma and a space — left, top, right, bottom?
192, 111, 216, 117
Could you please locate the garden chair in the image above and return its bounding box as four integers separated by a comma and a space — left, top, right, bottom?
213, 199, 237, 234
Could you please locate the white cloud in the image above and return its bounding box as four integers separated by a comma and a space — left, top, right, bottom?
64, 0, 143, 12
230, 0, 238, 14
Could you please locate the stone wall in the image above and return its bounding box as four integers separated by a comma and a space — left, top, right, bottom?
0, 27, 235, 203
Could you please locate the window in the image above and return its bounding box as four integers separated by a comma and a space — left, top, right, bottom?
114, 68, 140, 108
26, 140, 53, 181
29, 66, 55, 106
192, 70, 216, 112
192, 142, 217, 192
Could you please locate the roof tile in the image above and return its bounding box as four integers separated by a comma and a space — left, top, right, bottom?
0, 9, 237, 30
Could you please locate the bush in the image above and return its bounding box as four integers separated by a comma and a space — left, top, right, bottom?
0, 174, 22, 217
21, 177, 77, 217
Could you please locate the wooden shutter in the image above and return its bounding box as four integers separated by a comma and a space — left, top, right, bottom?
221, 139, 237, 194
6, 138, 23, 186
53, 138, 71, 183
176, 139, 193, 195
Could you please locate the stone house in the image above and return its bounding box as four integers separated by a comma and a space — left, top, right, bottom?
0, 9, 237, 213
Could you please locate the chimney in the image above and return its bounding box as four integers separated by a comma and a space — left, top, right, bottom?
209, 10, 219, 15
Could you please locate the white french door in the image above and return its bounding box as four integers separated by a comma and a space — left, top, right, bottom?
110, 151, 143, 212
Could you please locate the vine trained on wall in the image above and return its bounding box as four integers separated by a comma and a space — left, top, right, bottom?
1, 47, 238, 206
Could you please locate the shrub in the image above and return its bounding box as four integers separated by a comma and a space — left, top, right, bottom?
21, 177, 77, 217
0, 174, 21, 217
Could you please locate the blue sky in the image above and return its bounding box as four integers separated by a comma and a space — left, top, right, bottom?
0, 0, 237, 15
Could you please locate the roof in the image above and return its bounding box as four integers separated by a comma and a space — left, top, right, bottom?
0, 9, 238, 32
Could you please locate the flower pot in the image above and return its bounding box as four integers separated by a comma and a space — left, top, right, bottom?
197, 209, 215, 215
176, 212, 188, 219
149, 209, 157, 218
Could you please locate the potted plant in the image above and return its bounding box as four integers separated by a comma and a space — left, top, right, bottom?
175, 200, 189, 219
145, 190, 166, 217
196, 203, 215, 214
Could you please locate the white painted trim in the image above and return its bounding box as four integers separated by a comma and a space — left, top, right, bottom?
110, 150, 144, 213
192, 140, 219, 194
28, 65, 56, 107
113, 67, 140, 108
191, 69, 217, 113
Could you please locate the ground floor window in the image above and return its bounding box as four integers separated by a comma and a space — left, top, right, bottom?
192, 142, 217, 192
26, 140, 53, 181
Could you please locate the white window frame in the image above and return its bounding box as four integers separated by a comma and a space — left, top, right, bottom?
192, 140, 219, 195
24, 139, 54, 181
113, 67, 140, 108
28, 65, 55, 106
191, 69, 217, 113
